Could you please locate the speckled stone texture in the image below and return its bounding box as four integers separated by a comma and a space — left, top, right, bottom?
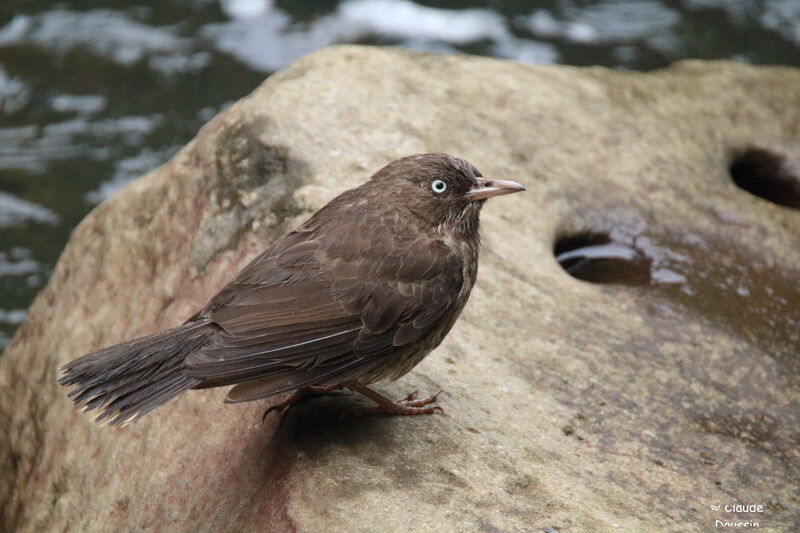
2, 46, 799, 533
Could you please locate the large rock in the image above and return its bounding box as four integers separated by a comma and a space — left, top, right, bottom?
2, 46, 799, 532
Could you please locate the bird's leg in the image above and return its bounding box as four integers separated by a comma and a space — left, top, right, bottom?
347, 383, 444, 415
261, 384, 343, 422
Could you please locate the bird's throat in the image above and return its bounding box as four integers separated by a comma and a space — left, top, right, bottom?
440, 201, 483, 240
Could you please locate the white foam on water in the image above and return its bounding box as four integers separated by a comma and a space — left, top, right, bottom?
0, 249, 41, 278
202, 8, 313, 72
221, 0, 274, 19
149, 52, 212, 74
0, 65, 29, 115
204, 0, 557, 72
0, 192, 58, 228
519, 0, 680, 50
50, 94, 107, 115
522, 10, 598, 43
0, 115, 160, 173
761, 0, 800, 44
0, 10, 192, 67
0, 309, 26, 325
85, 146, 179, 204
337, 0, 507, 44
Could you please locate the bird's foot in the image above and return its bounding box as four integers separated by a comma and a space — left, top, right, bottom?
261, 384, 343, 422
347, 383, 444, 416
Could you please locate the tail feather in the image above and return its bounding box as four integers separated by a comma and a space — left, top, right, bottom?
59, 321, 215, 426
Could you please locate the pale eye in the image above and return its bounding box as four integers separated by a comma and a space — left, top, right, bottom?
431, 179, 447, 194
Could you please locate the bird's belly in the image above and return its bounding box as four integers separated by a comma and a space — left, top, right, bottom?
356, 236, 478, 385
356, 299, 467, 385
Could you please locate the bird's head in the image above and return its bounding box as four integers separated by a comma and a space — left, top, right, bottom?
370, 153, 525, 237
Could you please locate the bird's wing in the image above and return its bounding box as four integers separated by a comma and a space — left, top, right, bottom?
184, 229, 464, 402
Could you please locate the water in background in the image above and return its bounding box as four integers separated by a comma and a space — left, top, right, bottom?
0, 0, 799, 350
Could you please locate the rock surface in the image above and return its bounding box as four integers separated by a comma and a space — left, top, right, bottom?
2, 46, 799, 532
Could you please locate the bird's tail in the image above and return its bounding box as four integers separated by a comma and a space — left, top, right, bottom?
58, 321, 216, 426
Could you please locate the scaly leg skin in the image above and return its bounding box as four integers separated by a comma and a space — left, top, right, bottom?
261, 384, 344, 422
347, 383, 444, 416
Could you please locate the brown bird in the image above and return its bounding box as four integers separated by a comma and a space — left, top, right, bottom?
59, 153, 525, 425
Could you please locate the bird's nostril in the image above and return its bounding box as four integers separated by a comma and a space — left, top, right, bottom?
483, 181, 493, 188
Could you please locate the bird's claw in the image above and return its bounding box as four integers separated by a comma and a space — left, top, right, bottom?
261, 402, 290, 423
261, 385, 344, 423
398, 390, 418, 402
396, 388, 442, 408
342, 386, 445, 417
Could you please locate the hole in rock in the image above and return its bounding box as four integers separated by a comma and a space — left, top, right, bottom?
729, 148, 800, 209
554, 231, 652, 286
553, 221, 799, 373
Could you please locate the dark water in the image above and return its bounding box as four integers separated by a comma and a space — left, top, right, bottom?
1, 0, 799, 349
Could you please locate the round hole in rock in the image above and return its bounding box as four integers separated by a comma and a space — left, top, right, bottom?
729, 148, 800, 209
554, 231, 652, 286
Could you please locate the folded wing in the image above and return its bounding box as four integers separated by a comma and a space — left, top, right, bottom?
184, 230, 463, 402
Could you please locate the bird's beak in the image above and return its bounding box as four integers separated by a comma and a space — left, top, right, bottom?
466, 177, 526, 201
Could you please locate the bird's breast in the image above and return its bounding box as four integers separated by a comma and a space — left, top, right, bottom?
444, 233, 480, 294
